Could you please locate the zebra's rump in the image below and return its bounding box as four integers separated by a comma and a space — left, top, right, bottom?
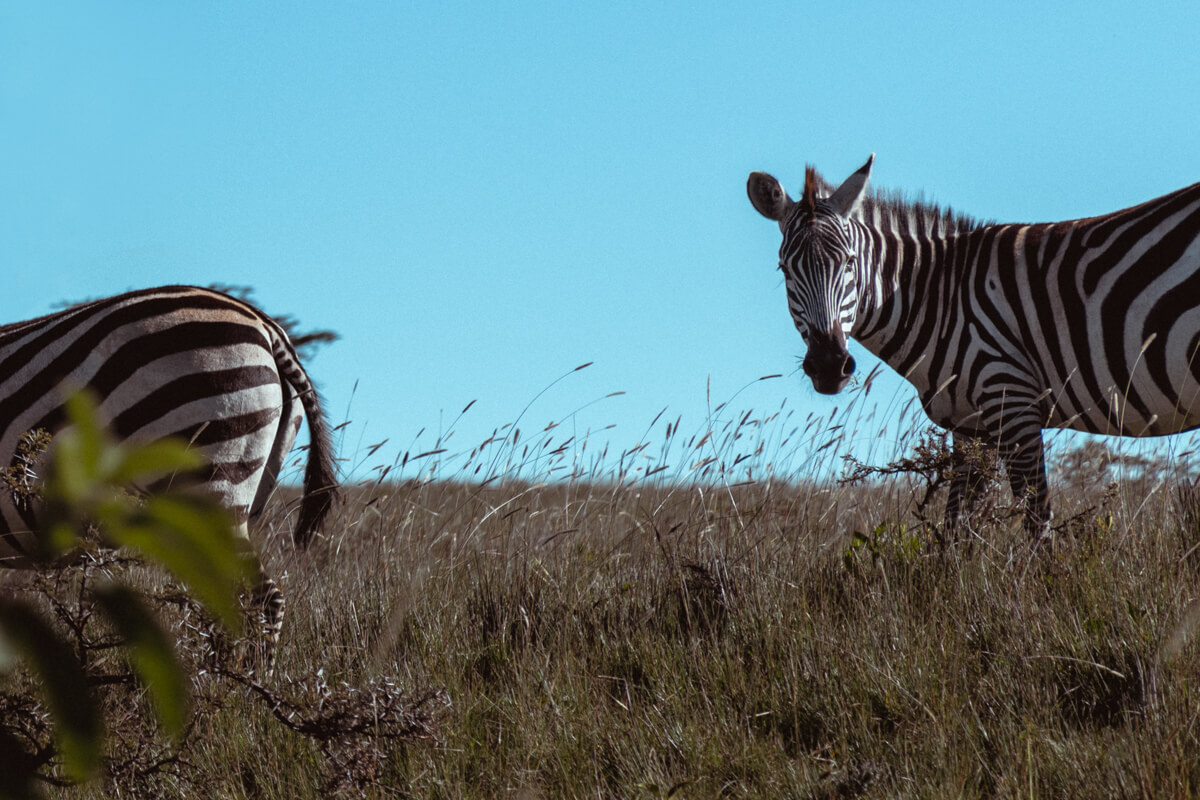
0, 286, 313, 560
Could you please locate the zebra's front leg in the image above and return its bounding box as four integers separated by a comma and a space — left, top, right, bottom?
996, 426, 1051, 539
936, 431, 1003, 551
942, 432, 998, 543
975, 384, 1052, 538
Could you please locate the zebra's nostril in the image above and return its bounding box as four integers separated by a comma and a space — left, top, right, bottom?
802, 357, 815, 376
843, 354, 856, 377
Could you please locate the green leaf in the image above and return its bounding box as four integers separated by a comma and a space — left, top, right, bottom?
110, 495, 255, 632
38, 393, 252, 634
55, 392, 108, 501
93, 584, 190, 739
108, 438, 207, 487
46, 428, 88, 507
0, 597, 103, 781
44, 520, 82, 559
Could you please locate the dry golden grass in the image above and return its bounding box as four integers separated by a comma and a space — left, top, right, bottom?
244, 473, 1198, 799
12, 380, 1200, 798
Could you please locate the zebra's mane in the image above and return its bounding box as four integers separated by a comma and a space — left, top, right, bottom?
807, 166, 985, 238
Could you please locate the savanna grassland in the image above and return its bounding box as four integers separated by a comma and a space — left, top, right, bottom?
14, 382, 1200, 798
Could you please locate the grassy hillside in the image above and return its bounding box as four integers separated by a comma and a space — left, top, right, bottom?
245, 472, 1198, 798
9, 394, 1200, 797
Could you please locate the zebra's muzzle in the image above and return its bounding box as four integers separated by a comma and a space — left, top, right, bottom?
802, 341, 855, 395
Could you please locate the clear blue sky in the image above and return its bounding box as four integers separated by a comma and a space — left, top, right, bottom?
3, 2, 1200, 484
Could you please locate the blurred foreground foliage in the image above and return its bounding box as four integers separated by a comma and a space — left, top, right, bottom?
0, 393, 252, 796
0, 395, 443, 798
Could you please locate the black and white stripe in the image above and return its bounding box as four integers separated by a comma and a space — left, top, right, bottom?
0, 285, 338, 665
748, 156, 1200, 533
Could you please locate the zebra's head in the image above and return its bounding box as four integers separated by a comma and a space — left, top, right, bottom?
747, 154, 874, 395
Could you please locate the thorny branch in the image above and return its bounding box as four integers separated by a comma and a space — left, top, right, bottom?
1, 553, 448, 796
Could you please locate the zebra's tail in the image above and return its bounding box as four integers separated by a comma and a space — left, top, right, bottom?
274, 339, 338, 549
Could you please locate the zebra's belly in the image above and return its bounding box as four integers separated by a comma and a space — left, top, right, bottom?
920, 389, 986, 435
1049, 389, 1200, 437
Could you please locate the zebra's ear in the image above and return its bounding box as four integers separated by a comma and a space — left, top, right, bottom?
747, 172, 792, 222
828, 153, 874, 218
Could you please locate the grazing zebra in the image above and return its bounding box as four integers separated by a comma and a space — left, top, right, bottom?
747, 155, 1200, 535
0, 285, 338, 664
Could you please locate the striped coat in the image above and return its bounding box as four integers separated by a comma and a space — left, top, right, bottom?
748, 156, 1200, 534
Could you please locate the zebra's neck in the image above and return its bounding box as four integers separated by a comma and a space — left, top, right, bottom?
847, 195, 982, 380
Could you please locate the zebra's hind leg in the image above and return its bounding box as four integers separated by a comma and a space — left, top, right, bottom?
248, 572, 286, 678
229, 520, 285, 678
